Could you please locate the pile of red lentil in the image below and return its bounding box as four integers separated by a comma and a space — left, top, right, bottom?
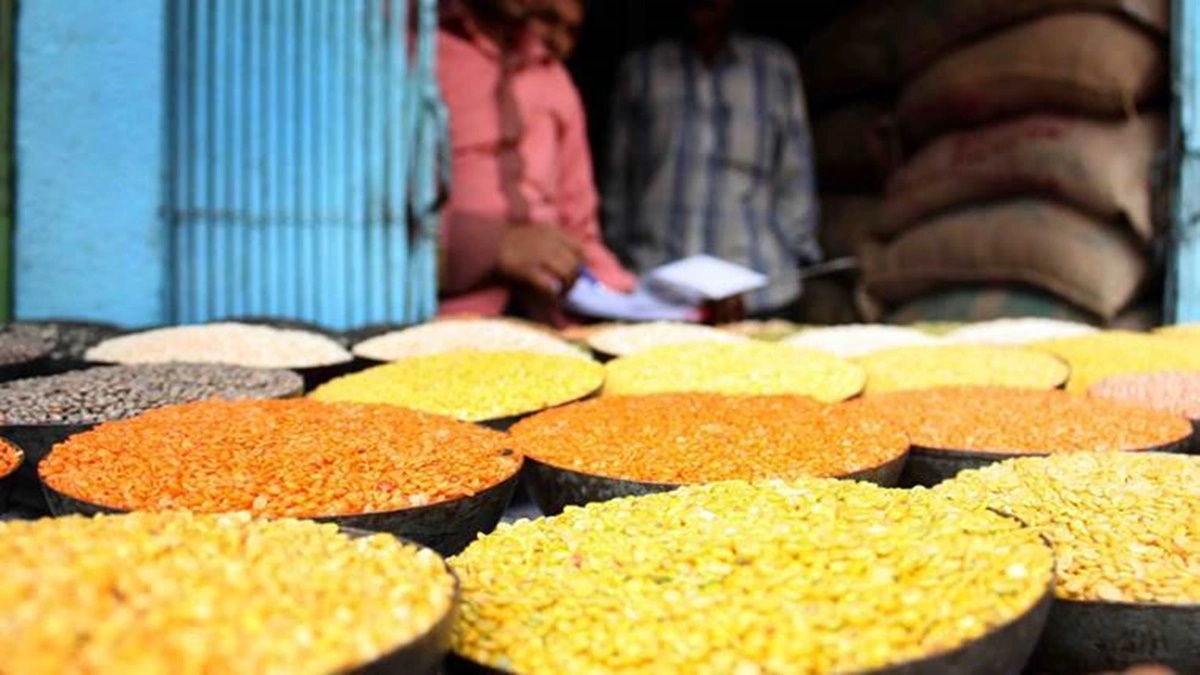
0, 439, 20, 477
39, 399, 521, 517
1089, 371, 1200, 421
854, 387, 1193, 454
511, 394, 908, 484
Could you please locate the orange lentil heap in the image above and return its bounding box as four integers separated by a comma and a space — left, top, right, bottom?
0, 439, 20, 477
39, 399, 520, 517
855, 387, 1192, 454
511, 394, 908, 484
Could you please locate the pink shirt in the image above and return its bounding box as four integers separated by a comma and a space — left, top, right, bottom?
436, 14, 634, 323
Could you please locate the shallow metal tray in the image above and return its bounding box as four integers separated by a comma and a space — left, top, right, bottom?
523, 452, 909, 517
43, 468, 521, 557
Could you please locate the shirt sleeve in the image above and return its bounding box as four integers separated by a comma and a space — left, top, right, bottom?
555, 68, 637, 292
435, 28, 508, 295
601, 53, 640, 267
773, 57, 823, 265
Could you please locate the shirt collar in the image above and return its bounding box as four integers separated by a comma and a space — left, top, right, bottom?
442, 0, 552, 67
682, 33, 744, 68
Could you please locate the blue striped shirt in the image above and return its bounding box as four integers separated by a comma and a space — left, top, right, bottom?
603, 36, 822, 313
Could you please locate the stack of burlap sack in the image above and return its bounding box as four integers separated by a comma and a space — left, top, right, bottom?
804, 0, 1169, 327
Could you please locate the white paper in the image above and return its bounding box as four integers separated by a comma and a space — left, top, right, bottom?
644, 254, 768, 302
564, 275, 702, 322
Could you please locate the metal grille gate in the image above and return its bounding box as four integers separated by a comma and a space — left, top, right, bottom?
166, 0, 444, 330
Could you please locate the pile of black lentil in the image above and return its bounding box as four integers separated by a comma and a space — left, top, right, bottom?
0, 364, 303, 425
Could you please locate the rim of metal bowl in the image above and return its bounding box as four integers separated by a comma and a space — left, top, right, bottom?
337, 526, 461, 675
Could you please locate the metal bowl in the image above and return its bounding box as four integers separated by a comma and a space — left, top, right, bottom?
1, 423, 95, 515
523, 452, 909, 517
444, 586, 1053, 675
43, 467, 521, 557
338, 526, 459, 675
0, 443, 23, 512
899, 431, 1197, 488
1, 320, 125, 375
293, 357, 373, 392
0, 352, 53, 385
1184, 420, 1200, 455
1028, 597, 1200, 674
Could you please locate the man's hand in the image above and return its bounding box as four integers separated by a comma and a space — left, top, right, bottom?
497, 225, 584, 296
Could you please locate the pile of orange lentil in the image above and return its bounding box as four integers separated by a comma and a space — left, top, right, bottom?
853, 387, 1193, 454
510, 394, 908, 484
0, 439, 20, 477
39, 399, 520, 517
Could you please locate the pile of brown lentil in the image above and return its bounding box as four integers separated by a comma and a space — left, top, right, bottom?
783, 324, 942, 358
40, 399, 520, 516
511, 394, 907, 484
311, 351, 604, 422
1032, 331, 1200, 393
451, 479, 1053, 673
587, 322, 752, 357
1089, 371, 1200, 420
352, 318, 589, 361
602, 342, 866, 402
0, 363, 303, 426
945, 318, 1098, 346
0, 439, 20, 477
936, 452, 1200, 604
0, 512, 456, 674
853, 387, 1192, 454
86, 322, 353, 369
857, 345, 1069, 394
719, 319, 799, 341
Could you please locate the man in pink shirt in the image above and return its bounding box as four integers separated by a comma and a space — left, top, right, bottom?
436, 0, 634, 324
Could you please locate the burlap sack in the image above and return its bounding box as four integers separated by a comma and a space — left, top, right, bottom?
860, 200, 1148, 320
880, 113, 1165, 241
813, 103, 892, 191
801, 0, 902, 106
866, 286, 1160, 329
896, 13, 1166, 146
896, 0, 1168, 76
870, 285, 1099, 325
800, 277, 862, 326
820, 195, 881, 259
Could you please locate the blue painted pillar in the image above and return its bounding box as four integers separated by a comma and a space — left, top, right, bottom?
1167, 0, 1200, 323
15, 0, 169, 327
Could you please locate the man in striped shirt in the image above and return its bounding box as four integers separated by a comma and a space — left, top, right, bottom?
604, 0, 822, 318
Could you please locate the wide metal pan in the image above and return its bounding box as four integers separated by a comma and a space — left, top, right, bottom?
42, 467, 521, 557
899, 430, 1196, 488
444, 584, 1053, 675
523, 452, 909, 517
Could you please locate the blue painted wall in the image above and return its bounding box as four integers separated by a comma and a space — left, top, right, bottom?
15, 0, 168, 327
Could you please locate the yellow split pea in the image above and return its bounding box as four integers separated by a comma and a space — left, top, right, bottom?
602, 341, 865, 402
311, 350, 604, 422
451, 479, 1053, 674
936, 452, 1200, 604
0, 512, 456, 675
856, 344, 1069, 394
1033, 331, 1200, 393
